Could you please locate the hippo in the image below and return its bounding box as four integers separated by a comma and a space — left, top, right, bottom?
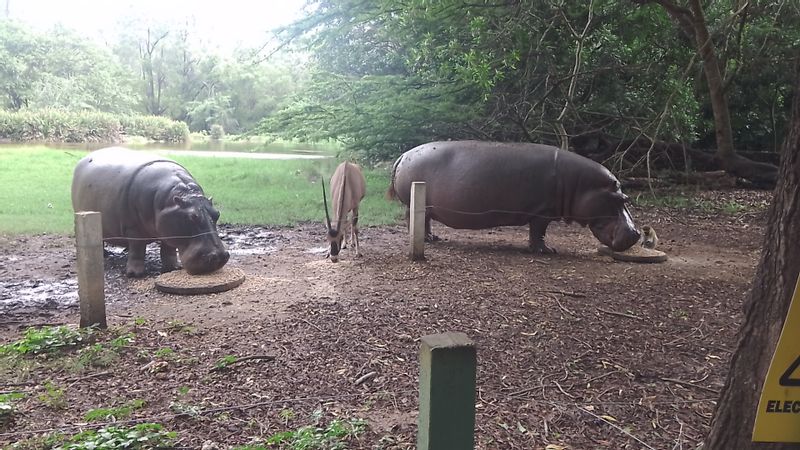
71, 147, 230, 277
387, 140, 641, 253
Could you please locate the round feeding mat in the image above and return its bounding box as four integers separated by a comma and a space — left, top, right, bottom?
597, 245, 668, 264
155, 267, 246, 295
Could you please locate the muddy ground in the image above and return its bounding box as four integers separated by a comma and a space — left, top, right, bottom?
0, 189, 771, 449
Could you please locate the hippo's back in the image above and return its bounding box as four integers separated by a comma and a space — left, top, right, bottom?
71, 147, 171, 239
392, 141, 571, 229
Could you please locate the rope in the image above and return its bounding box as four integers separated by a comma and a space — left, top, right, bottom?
99, 230, 220, 242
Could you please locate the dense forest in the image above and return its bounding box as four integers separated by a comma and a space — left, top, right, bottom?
2, 1, 798, 172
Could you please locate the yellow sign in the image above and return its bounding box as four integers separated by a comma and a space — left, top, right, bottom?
753, 273, 800, 442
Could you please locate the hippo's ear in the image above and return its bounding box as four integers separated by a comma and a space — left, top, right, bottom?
207, 196, 213, 205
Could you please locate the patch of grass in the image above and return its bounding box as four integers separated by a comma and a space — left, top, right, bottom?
0, 326, 94, 356
235, 416, 368, 450
634, 193, 711, 210
38, 381, 67, 410
154, 347, 176, 359
721, 200, 748, 214
0, 392, 25, 426
0, 147, 403, 235
57, 423, 176, 449
84, 399, 146, 422
65, 331, 133, 372
213, 355, 237, 371
165, 320, 197, 335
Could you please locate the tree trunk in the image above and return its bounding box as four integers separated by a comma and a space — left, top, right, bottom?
687, 0, 736, 165
704, 61, 800, 450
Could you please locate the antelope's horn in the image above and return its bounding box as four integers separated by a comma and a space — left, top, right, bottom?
322, 178, 332, 230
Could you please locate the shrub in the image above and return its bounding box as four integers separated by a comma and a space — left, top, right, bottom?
119, 115, 189, 142
210, 123, 225, 140
0, 110, 189, 143
0, 109, 122, 143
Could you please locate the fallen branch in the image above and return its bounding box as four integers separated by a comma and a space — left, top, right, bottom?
354, 371, 377, 386
541, 290, 586, 298
660, 377, 720, 394
597, 307, 642, 320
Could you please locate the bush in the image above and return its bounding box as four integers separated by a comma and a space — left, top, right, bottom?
119, 115, 189, 143
0, 110, 189, 143
210, 123, 225, 140
0, 109, 122, 143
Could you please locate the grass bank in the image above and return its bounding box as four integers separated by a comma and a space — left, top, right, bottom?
0, 147, 403, 235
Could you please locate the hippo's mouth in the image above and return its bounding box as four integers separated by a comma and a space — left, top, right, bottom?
590, 206, 640, 252
180, 245, 230, 275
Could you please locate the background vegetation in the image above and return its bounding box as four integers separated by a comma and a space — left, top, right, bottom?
258, 0, 799, 163
0, 1, 796, 164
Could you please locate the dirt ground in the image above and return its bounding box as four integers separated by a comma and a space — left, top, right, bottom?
0, 189, 771, 449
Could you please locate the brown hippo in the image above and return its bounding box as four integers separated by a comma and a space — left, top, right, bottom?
387, 140, 641, 253
71, 147, 229, 277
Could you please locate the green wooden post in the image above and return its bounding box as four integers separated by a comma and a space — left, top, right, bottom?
75, 211, 107, 329
417, 332, 476, 450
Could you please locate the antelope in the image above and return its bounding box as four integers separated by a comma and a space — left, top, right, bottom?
322, 162, 367, 262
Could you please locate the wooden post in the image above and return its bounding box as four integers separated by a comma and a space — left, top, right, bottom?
409, 181, 426, 261
417, 332, 476, 450
75, 211, 106, 329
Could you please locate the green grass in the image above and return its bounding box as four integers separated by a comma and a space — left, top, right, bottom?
0, 146, 404, 235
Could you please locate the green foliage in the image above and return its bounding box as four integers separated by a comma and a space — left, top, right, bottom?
0, 392, 25, 425
235, 417, 367, 450
84, 399, 146, 422
54, 423, 176, 450
0, 22, 138, 114
0, 326, 93, 356
210, 124, 225, 140
213, 355, 238, 370
154, 347, 176, 359
38, 381, 67, 410
0, 109, 122, 143
265, 0, 797, 161
119, 115, 189, 142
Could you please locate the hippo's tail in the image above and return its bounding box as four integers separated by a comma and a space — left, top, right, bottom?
385, 155, 402, 201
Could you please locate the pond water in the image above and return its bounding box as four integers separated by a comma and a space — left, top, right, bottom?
0, 140, 334, 159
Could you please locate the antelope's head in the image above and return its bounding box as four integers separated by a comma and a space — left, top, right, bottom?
322, 177, 346, 262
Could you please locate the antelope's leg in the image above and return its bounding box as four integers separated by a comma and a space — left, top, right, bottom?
352, 208, 361, 257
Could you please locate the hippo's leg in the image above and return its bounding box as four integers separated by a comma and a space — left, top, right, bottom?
424, 215, 440, 242
125, 241, 147, 278
529, 218, 556, 254
160, 244, 180, 273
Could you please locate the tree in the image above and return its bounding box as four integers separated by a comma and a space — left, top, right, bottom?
704, 60, 800, 449
261, 0, 794, 165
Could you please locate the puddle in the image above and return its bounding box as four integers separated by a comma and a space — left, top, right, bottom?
220, 227, 285, 256
0, 279, 79, 309
0, 225, 289, 313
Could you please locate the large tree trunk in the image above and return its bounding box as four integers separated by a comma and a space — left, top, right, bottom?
703, 62, 800, 449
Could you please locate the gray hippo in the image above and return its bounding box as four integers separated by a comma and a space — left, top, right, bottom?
387, 140, 641, 253
71, 147, 230, 277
